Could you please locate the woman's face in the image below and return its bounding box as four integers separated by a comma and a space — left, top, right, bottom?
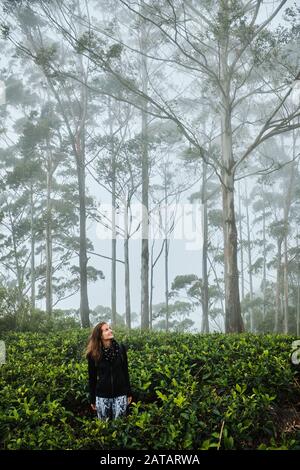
101, 323, 114, 342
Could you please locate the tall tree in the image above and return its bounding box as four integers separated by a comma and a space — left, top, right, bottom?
2, 3, 96, 326
35, 0, 300, 331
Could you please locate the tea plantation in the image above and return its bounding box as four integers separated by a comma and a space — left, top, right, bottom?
0, 329, 299, 450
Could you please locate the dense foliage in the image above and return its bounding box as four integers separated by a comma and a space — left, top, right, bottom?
0, 329, 299, 450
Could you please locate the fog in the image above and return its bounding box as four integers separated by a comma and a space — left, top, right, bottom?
0, 0, 299, 334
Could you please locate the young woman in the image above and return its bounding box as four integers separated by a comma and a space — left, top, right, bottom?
86, 322, 132, 420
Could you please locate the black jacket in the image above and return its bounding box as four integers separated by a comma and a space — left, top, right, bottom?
87, 343, 132, 404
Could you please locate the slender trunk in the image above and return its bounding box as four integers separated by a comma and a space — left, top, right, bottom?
275, 240, 283, 333
124, 235, 131, 329
124, 197, 131, 329
41, 66, 90, 327
45, 140, 53, 316
245, 185, 254, 332
140, 18, 149, 330
262, 193, 267, 320
238, 182, 245, 302
283, 232, 289, 334
201, 158, 209, 333
51, 36, 90, 328
220, 109, 243, 332
164, 238, 169, 332
149, 240, 154, 330
150, 239, 165, 330
297, 232, 300, 337
111, 216, 117, 327
109, 100, 117, 328
76, 110, 90, 328
7, 204, 23, 305
297, 275, 300, 337
220, 26, 243, 334
208, 254, 225, 317
76, 59, 90, 328
30, 185, 35, 310
77, 152, 90, 327
164, 165, 169, 332
24, 22, 90, 326
282, 136, 296, 334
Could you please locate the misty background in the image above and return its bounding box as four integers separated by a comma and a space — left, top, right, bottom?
0, 0, 299, 334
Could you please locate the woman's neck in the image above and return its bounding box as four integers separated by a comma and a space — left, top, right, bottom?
102, 339, 112, 349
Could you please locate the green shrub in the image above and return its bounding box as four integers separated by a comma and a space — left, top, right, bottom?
0, 330, 299, 450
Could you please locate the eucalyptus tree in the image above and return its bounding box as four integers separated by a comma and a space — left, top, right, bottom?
1, 1, 111, 326
249, 178, 274, 326
0, 93, 96, 314
251, 159, 299, 333
2, 0, 300, 333
23, 0, 300, 332
183, 120, 221, 333
102, 0, 300, 332
151, 300, 194, 332
0, 67, 43, 306
92, 95, 143, 328
149, 156, 180, 331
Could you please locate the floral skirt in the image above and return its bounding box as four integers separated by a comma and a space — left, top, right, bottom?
95, 395, 127, 420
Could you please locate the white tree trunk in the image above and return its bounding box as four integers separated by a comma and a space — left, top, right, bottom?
201, 158, 209, 333
140, 17, 150, 330
109, 100, 117, 327
30, 185, 35, 310
245, 185, 254, 332
45, 139, 53, 316
220, 34, 244, 333
238, 182, 245, 302
124, 198, 131, 329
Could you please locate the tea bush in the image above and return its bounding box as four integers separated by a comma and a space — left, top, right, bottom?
0, 329, 299, 450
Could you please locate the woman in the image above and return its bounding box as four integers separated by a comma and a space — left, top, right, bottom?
86, 322, 132, 420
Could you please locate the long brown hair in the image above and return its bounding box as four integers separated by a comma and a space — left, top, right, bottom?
85, 322, 107, 363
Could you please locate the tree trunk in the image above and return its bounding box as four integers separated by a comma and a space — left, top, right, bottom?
164, 164, 170, 332
150, 238, 165, 330
109, 100, 117, 328
140, 17, 149, 330
275, 240, 283, 333
30, 185, 35, 310
76, 57, 90, 329
283, 232, 289, 334
262, 190, 267, 321
222, 176, 243, 333
164, 237, 169, 332
282, 136, 296, 334
220, 109, 243, 332
245, 184, 254, 332
297, 275, 300, 337
238, 182, 245, 302
201, 158, 209, 333
7, 203, 23, 305
111, 218, 117, 327
124, 197, 131, 329
220, 32, 244, 334
22, 22, 91, 327
76, 118, 90, 328
45, 139, 53, 316
297, 232, 300, 337
149, 240, 154, 330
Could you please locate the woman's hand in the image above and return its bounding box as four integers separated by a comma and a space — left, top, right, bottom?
127, 396, 132, 405
91, 403, 97, 411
